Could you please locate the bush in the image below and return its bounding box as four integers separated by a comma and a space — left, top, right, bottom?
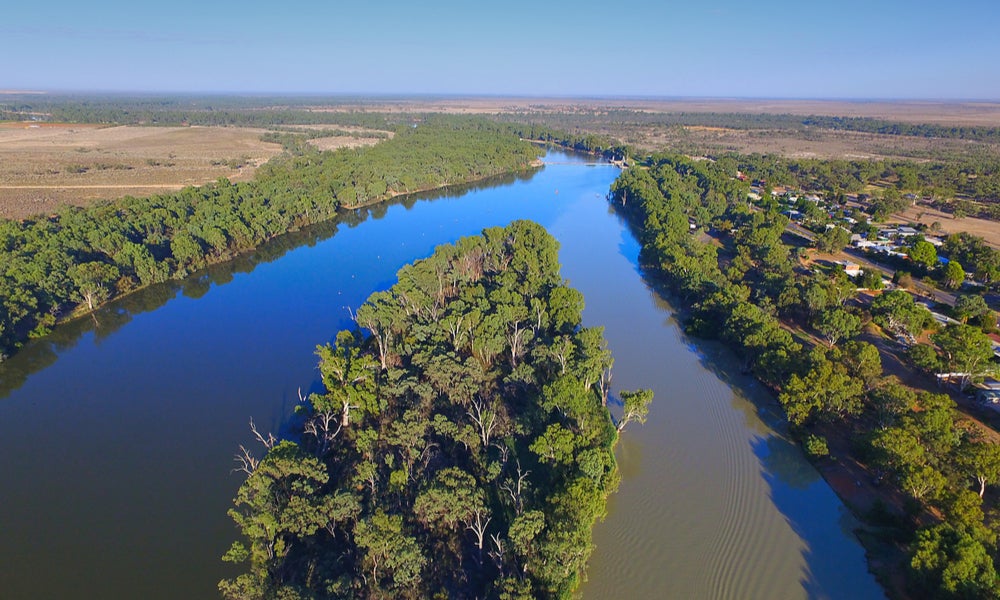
804, 434, 830, 458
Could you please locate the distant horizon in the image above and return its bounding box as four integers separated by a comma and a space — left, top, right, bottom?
3, 90, 1000, 104
4, 0, 998, 102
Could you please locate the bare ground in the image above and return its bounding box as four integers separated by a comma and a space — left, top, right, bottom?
0, 124, 284, 219
303, 98, 1000, 126
888, 203, 1000, 248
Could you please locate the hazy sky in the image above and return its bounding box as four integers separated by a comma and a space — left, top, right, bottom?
3, 0, 999, 99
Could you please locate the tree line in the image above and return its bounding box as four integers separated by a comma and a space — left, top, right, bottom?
0, 117, 541, 361
725, 153, 1000, 206
611, 154, 1000, 598
221, 221, 651, 599
802, 116, 1000, 144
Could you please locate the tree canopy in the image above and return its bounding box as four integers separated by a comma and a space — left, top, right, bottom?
0, 117, 541, 361
222, 221, 650, 599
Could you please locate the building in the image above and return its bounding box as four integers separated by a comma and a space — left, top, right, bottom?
837, 261, 863, 277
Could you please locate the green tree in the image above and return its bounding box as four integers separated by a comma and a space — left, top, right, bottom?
867, 377, 916, 429
69, 261, 120, 310
354, 510, 427, 591
814, 307, 862, 346
816, 226, 851, 253
957, 441, 1000, 498
779, 351, 864, 425
840, 341, 882, 389
908, 240, 938, 270
616, 389, 653, 432
910, 523, 999, 599
942, 260, 966, 290
932, 324, 995, 389
954, 294, 991, 324
857, 269, 884, 290
222, 441, 349, 597
870, 289, 932, 336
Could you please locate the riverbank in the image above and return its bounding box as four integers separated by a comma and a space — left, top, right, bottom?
0, 122, 543, 362
0, 149, 884, 598
652, 261, 903, 598
600, 158, 914, 597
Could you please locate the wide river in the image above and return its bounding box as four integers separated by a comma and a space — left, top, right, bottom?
0, 150, 883, 599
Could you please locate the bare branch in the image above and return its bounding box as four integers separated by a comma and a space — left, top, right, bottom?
249, 418, 277, 450
232, 444, 259, 476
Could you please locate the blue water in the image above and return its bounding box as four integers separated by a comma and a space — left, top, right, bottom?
0, 151, 882, 599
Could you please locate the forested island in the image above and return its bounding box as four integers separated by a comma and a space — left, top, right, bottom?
0, 117, 540, 361
220, 221, 651, 599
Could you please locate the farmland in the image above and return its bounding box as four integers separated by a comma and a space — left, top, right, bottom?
0, 123, 378, 219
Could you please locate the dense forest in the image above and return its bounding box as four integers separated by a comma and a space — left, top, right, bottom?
0, 118, 541, 361
610, 155, 1000, 598
0, 95, 396, 128
221, 221, 651, 599
493, 110, 1000, 143
5, 95, 1000, 143
724, 153, 1000, 208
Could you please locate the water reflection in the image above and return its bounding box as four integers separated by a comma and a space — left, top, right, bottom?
0, 151, 882, 600
0, 169, 542, 401
579, 202, 881, 599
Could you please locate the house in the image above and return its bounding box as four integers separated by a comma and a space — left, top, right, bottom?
930, 311, 960, 327
897, 226, 920, 237
854, 239, 893, 250
837, 261, 863, 277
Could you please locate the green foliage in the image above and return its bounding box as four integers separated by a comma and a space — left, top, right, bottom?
931, 324, 995, 388
814, 307, 862, 347
0, 118, 541, 360
223, 222, 647, 598
945, 233, 1000, 284
908, 239, 939, 269
870, 290, 933, 336
910, 524, 1000, 599
941, 260, 967, 290
779, 348, 864, 425
609, 148, 1000, 599
617, 389, 653, 432
953, 294, 992, 325
815, 226, 851, 253
857, 268, 884, 290
804, 434, 830, 458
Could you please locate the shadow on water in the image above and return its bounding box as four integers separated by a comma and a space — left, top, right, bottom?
610, 208, 883, 599
752, 434, 882, 599
0, 168, 543, 401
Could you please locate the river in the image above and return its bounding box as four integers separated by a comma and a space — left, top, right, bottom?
0, 150, 882, 599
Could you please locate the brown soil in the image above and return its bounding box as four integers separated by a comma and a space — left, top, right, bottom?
306, 135, 384, 152
0, 124, 284, 219
303, 98, 1000, 126
889, 203, 1000, 249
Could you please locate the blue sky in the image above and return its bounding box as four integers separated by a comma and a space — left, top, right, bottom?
3, 0, 999, 99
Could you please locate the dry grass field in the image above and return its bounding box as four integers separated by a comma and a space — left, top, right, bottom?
3, 98, 998, 218
306, 97, 1000, 125
635, 125, 1000, 159
889, 203, 1000, 248
318, 97, 1000, 158
0, 123, 285, 218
